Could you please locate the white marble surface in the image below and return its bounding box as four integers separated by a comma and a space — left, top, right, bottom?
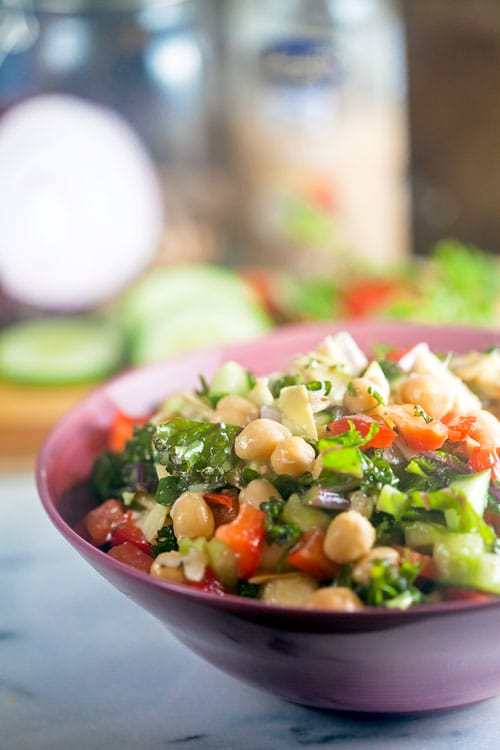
2, 473, 500, 750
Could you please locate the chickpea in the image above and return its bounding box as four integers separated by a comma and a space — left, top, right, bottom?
234, 418, 291, 463
270, 436, 316, 478
398, 374, 453, 419
305, 586, 364, 612
239, 478, 281, 509
213, 395, 259, 427
261, 574, 319, 606
150, 551, 187, 584
170, 491, 215, 540
343, 377, 383, 412
323, 510, 376, 564
352, 546, 401, 586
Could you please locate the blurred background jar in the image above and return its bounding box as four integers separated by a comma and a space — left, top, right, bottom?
224, 0, 409, 274
0, 0, 226, 322
0, 0, 228, 467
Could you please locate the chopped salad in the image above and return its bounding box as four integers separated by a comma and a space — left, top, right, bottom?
85, 332, 500, 610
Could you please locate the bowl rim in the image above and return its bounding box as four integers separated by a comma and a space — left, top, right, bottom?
36, 319, 500, 621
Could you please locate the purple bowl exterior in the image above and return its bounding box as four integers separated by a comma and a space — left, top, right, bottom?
36, 320, 500, 713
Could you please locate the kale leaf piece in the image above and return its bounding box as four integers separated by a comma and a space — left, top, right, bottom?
400, 451, 470, 493
92, 423, 158, 500
260, 497, 302, 546
150, 525, 178, 557
154, 418, 242, 487
359, 557, 424, 608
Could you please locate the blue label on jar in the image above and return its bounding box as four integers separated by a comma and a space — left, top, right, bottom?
259, 38, 340, 88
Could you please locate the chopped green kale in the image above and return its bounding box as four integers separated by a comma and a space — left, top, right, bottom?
260, 497, 302, 546
154, 418, 242, 488
237, 580, 260, 598
358, 557, 423, 608
150, 525, 178, 557
91, 423, 158, 500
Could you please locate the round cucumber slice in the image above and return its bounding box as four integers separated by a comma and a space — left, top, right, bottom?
129, 304, 271, 365
121, 264, 271, 336
0, 317, 125, 385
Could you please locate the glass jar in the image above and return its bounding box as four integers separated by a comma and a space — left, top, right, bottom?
0, 0, 224, 317
0, 0, 225, 468
225, 0, 409, 274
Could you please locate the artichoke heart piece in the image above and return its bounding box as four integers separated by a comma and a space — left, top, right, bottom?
278, 384, 318, 440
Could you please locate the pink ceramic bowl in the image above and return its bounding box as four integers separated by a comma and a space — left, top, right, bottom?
36, 321, 500, 714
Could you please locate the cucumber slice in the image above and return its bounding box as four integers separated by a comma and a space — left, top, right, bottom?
445, 470, 490, 530
404, 521, 446, 550
472, 553, 500, 595
433, 532, 485, 588
0, 317, 124, 385
129, 301, 271, 365
121, 264, 271, 337
209, 361, 251, 399
281, 493, 330, 532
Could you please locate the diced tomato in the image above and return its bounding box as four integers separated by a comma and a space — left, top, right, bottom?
394, 547, 437, 580
442, 414, 477, 443
342, 279, 400, 318
107, 541, 153, 573
84, 499, 127, 547
287, 527, 340, 581
327, 414, 396, 450
215, 503, 266, 578
190, 567, 226, 597
468, 446, 500, 481
484, 510, 500, 535
108, 411, 149, 453
445, 587, 492, 603
110, 517, 152, 555
386, 406, 448, 452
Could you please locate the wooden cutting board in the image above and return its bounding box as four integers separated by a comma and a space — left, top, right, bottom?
0, 380, 95, 471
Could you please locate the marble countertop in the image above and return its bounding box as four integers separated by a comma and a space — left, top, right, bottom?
2, 473, 500, 750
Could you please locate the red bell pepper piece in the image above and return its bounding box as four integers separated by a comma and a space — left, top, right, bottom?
108, 411, 149, 453
385, 406, 448, 452
327, 414, 396, 450
468, 446, 500, 481
287, 527, 339, 581
215, 503, 266, 578
442, 414, 477, 443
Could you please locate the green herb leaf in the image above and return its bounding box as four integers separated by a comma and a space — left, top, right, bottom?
150, 525, 178, 557
260, 497, 302, 546
154, 418, 242, 487
155, 475, 188, 506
